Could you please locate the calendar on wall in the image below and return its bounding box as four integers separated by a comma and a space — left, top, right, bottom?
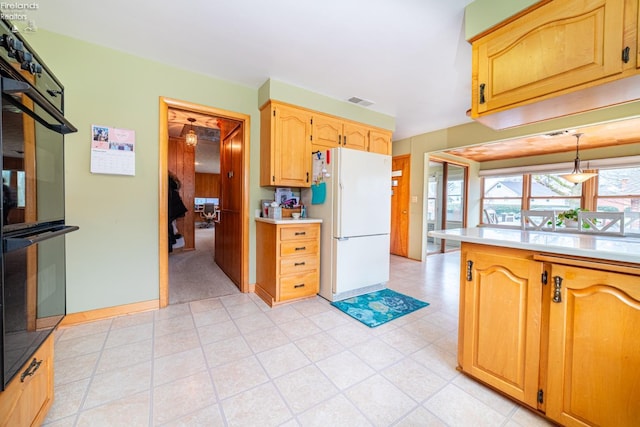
90, 124, 136, 176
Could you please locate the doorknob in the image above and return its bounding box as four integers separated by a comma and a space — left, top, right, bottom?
402, 210, 407, 214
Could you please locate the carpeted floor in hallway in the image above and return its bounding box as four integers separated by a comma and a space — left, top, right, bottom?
168, 225, 240, 304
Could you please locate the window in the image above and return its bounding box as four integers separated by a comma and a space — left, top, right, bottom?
596, 167, 640, 233
530, 173, 581, 212
482, 175, 523, 224
480, 164, 640, 235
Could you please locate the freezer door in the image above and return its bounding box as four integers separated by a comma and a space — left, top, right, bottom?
332, 234, 390, 295
334, 149, 391, 238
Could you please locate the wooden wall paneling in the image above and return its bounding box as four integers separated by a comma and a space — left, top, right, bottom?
195, 173, 221, 198
168, 136, 195, 251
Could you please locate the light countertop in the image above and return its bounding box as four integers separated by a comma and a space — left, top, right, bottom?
255, 217, 322, 225
429, 227, 640, 264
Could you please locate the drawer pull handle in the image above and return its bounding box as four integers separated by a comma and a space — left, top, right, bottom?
294, 246, 306, 251
294, 284, 305, 288
20, 358, 42, 382
294, 231, 306, 236
294, 262, 306, 266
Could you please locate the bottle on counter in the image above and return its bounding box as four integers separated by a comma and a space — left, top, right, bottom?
300, 205, 306, 218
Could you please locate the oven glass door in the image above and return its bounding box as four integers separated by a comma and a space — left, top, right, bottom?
2, 229, 69, 388
2, 91, 66, 229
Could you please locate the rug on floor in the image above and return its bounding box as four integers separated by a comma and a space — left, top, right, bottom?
330, 288, 429, 328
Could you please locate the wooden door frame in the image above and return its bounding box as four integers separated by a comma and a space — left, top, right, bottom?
158, 97, 251, 308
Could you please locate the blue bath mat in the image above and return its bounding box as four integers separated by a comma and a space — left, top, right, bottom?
331, 289, 429, 328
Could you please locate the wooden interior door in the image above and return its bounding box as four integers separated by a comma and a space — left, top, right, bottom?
215, 122, 243, 286
390, 155, 410, 257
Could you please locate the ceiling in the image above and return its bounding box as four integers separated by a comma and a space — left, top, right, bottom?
30, 0, 474, 141
25, 1, 640, 165
167, 109, 225, 173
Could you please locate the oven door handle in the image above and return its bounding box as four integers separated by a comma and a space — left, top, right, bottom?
1, 77, 77, 135
4, 225, 79, 252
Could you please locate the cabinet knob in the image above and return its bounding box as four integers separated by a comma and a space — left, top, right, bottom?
294, 283, 305, 288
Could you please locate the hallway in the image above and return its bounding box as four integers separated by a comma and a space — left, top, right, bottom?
169, 226, 239, 304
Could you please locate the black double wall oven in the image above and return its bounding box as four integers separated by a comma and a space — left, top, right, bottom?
0, 18, 77, 389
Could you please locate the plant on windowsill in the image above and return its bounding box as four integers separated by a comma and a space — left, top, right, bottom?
555, 208, 590, 229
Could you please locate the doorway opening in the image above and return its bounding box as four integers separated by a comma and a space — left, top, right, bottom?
425, 158, 468, 255
158, 97, 250, 308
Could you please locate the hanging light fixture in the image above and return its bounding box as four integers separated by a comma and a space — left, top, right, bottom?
560, 133, 597, 184
185, 117, 198, 147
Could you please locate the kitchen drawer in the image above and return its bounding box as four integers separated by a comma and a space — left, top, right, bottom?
280, 226, 319, 241
280, 254, 319, 275
280, 271, 319, 301
280, 240, 319, 257
0, 334, 54, 427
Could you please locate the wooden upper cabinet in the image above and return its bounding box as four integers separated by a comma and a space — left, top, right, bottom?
472, 0, 629, 117
260, 102, 312, 187
545, 263, 640, 427
261, 101, 392, 187
369, 130, 392, 155
342, 122, 368, 151
311, 114, 342, 150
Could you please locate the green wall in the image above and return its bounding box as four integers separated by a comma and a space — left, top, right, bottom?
465, 0, 541, 40
22, 30, 393, 314
259, 79, 395, 131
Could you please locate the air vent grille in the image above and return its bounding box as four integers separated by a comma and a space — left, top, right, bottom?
347, 96, 374, 107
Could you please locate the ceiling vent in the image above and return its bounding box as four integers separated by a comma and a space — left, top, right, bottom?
347, 96, 374, 107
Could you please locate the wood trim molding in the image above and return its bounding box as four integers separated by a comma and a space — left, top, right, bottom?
59, 300, 159, 327
158, 97, 251, 308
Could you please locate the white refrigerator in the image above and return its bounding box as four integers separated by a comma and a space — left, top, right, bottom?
304, 148, 392, 301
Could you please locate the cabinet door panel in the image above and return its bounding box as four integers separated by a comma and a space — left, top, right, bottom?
312, 114, 342, 149
474, 0, 625, 115
369, 130, 392, 155
546, 265, 640, 426
461, 246, 543, 407
342, 122, 368, 151
273, 105, 311, 187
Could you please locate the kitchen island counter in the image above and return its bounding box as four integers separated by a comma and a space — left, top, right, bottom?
430, 227, 640, 426
429, 227, 640, 264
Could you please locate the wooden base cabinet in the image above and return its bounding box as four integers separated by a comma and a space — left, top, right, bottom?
0, 334, 54, 427
255, 221, 320, 306
545, 263, 640, 427
459, 243, 640, 426
459, 243, 544, 408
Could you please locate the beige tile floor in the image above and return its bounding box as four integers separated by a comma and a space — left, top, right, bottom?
43, 253, 553, 426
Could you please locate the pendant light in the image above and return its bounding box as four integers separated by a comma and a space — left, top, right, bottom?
185, 117, 198, 147
560, 133, 597, 184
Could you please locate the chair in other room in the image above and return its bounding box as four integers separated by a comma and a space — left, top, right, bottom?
521, 210, 556, 231
484, 208, 498, 224
577, 211, 625, 235
200, 203, 217, 228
